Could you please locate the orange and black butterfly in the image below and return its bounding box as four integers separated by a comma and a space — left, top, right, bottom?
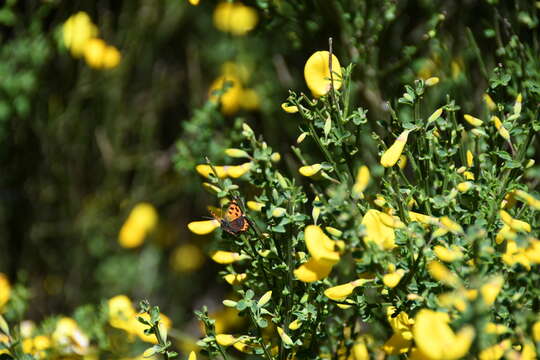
209, 200, 249, 236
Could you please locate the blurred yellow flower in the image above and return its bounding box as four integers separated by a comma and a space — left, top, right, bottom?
195, 164, 228, 178
247, 201, 264, 212
514, 190, 540, 210
491, 116, 510, 141
427, 261, 460, 287
216, 334, 237, 346
425, 77, 440, 86
170, 244, 205, 272
502, 240, 531, 270
463, 114, 483, 127
209, 75, 244, 115
434, 245, 463, 262
413, 309, 474, 360
483, 94, 496, 111
304, 51, 342, 98
480, 276, 503, 306
188, 0, 200, 5
478, 340, 511, 360
383, 307, 414, 355
324, 279, 370, 301
84, 38, 121, 69
0, 273, 10, 311
361, 209, 396, 250
427, 108, 443, 124
119, 203, 158, 248
499, 210, 531, 233
223, 273, 247, 285
380, 130, 410, 168
225, 148, 250, 159
63, 12, 98, 57
456, 181, 473, 193
53, 317, 90, 355
187, 219, 220, 235
352, 165, 370, 198
213, 2, 258, 36
108, 295, 136, 330
299, 164, 322, 177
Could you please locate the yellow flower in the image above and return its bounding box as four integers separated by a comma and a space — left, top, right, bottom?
413, 309, 474, 360
225, 148, 250, 158
532, 321, 540, 342
427, 261, 460, 287
484, 323, 508, 335
383, 307, 415, 355
478, 340, 511, 360
427, 108, 443, 124
502, 240, 531, 271
324, 279, 370, 301
188, 219, 220, 235
425, 77, 440, 86
170, 244, 205, 272
480, 276, 503, 306
299, 163, 322, 177
491, 116, 510, 141
483, 94, 496, 111
119, 203, 158, 248
63, 12, 98, 57
188, 351, 197, 360
432, 216, 463, 238
213, 2, 258, 36
456, 182, 473, 193
0, 273, 10, 310
466, 150, 474, 168
223, 273, 247, 285
210, 251, 247, 264
463, 171, 475, 180
53, 317, 90, 355
83, 38, 121, 69
216, 334, 238, 347
195, 164, 228, 178
277, 327, 294, 347
209, 75, 244, 115
325, 226, 343, 237
434, 245, 463, 262
281, 103, 299, 113
247, 201, 264, 212
383, 268, 405, 288
514, 190, 540, 210
499, 210, 531, 233
380, 130, 410, 168
293, 257, 334, 282
304, 225, 341, 263
513, 93, 522, 116
108, 295, 136, 330
361, 209, 396, 250
289, 319, 302, 331
226, 162, 252, 178
409, 211, 439, 225
463, 114, 483, 127
398, 155, 408, 169
272, 207, 286, 217
304, 51, 342, 98
352, 166, 370, 198
188, 0, 200, 5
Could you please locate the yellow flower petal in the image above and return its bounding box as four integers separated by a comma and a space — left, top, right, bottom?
413, 309, 474, 360
213, 2, 258, 36
428, 261, 460, 287
434, 245, 463, 262
0, 273, 11, 310
425, 77, 440, 86
380, 130, 410, 168
324, 279, 370, 301
463, 114, 483, 127
304, 51, 342, 98
210, 251, 245, 264
216, 334, 237, 347
281, 103, 299, 113
304, 225, 340, 263
362, 209, 396, 250
247, 201, 264, 212
226, 162, 252, 178
196, 164, 228, 178
383, 269, 405, 288
188, 220, 220, 235
293, 258, 334, 282
352, 166, 370, 197
299, 164, 322, 177
209, 75, 243, 115
62, 12, 98, 57
480, 276, 503, 306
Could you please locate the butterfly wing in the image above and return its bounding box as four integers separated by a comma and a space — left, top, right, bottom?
208, 206, 223, 220
224, 201, 243, 222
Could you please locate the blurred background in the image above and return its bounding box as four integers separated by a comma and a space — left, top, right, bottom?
0, 0, 538, 355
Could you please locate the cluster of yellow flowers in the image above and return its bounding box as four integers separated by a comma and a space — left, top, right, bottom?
63, 12, 121, 69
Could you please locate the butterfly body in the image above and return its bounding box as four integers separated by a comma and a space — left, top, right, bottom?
210, 200, 249, 236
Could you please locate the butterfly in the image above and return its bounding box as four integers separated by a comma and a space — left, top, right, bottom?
209, 200, 250, 236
